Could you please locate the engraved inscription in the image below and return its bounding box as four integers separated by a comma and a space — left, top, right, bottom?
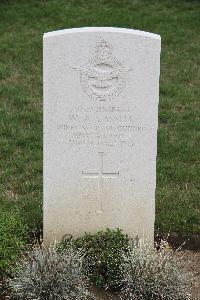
82, 152, 119, 213
80, 40, 127, 101
56, 105, 155, 148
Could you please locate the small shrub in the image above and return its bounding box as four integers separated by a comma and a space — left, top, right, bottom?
0, 208, 27, 276
63, 229, 129, 289
119, 239, 192, 300
8, 243, 95, 300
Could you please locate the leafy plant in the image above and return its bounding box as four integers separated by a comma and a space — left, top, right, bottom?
119, 239, 192, 300
63, 228, 129, 289
8, 243, 95, 300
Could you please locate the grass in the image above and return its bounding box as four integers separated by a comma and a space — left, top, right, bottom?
0, 0, 199, 251
0, 201, 27, 276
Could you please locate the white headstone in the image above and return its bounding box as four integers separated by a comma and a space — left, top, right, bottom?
43, 27, 161, 244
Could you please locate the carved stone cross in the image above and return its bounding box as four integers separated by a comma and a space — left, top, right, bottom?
82, 152, 119, 212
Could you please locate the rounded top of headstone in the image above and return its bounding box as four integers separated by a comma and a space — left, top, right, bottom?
43, 27, 161, 40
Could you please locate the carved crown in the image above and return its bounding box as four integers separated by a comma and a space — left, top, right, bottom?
95, 40, 113, 57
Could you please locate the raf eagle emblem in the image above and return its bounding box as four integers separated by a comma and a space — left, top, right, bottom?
79, 40, 127, 102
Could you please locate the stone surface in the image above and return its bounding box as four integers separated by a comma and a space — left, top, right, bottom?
43, 27, 161, 244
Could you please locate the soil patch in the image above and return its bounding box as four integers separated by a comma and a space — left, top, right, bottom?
93, 250, 200, 300
177, 250, 200, 300
155, 232, 200, 251
1, 250, 199, 300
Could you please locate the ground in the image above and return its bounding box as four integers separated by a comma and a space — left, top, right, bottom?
0, 249, 199, 300
93, 251, 200, 300
179, 250, 200, 300
0, 0, 199, 289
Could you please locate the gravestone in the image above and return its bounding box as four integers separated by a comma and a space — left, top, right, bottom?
43, 27, 161, 244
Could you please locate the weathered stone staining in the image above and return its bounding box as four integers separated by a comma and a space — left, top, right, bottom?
43, 27, 161, 244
